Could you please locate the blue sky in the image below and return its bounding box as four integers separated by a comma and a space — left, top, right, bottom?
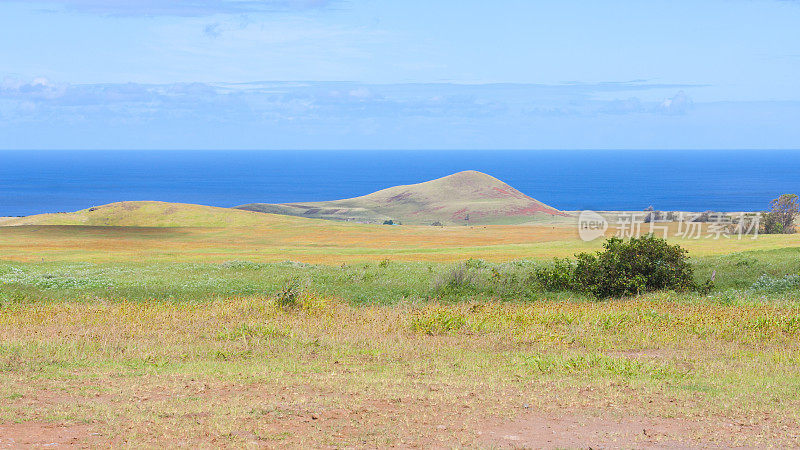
1, 0, 799, 149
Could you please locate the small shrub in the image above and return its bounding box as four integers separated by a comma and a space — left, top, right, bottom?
378, 259, 391, 268
275, 277, 303, 309
431, 263, 479, 296
464, 258, 487, 269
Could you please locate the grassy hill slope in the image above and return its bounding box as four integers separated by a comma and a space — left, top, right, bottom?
237, 170, 568, 225
0, 201, 309, 228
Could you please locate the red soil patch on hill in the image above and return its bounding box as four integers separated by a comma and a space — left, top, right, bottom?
512, 204, 570, 217
488, 187, 529, 200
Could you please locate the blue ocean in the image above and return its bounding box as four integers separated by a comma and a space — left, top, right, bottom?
1, 150, 799, 217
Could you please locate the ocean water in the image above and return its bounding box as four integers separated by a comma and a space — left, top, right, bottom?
1, 150, 799, 217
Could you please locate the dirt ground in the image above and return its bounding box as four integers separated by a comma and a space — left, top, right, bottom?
1, 387, 793, 449
0, 417, 777, 449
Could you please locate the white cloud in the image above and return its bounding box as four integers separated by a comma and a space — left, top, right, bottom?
348, 88, 371, 99
1, 77, 66, 100
0, 79, 709, 130
1, 81, 798, 150
660, 90, 693, 114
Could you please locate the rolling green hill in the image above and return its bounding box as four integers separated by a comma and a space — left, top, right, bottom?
237, 170, 568, 225
0, 201, 309, 228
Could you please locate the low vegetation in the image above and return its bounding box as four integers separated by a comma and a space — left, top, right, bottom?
2, 241, 800, 306
1, 291, 799, 446
2, 210, 800, 446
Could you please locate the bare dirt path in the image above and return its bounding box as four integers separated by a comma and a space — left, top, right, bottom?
0, 423, 101, 448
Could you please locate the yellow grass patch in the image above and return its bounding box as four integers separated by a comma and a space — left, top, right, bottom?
2, 220, 799, 264
1, 296, 798, 447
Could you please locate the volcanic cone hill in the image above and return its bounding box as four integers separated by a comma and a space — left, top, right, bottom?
237, 170, 567, 225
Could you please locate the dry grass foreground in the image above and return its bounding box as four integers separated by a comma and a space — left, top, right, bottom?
1, 294, 799, 448
3, 200, 800, 447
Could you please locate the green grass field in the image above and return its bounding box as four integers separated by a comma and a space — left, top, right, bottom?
1, 203, 799, 447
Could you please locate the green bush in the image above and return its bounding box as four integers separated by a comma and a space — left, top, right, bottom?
530, 236, 703, 298
572, 236, 699, 298
532, 258, 575, 291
